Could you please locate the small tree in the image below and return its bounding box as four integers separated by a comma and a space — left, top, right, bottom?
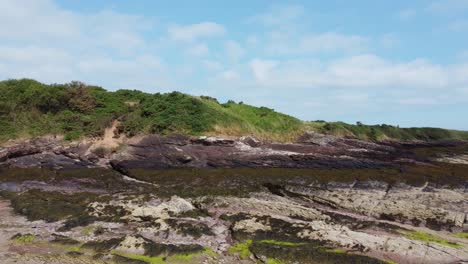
67, 81, 96, 113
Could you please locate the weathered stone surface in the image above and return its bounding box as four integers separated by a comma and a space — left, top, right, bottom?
0, 134, 467, 263
1, 134, 467, 174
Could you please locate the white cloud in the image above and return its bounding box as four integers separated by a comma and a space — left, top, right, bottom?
1, 0, 468, 129
0, 45, 75, 83
247, 54, 468, 96
334, 92, 370, 104
76, 55, 172, 91
458, 88, 468, 98
0, 0, 150, 55
398, 98, 439, 105
452, 63, 468, 83
427, 0, 468, 13
249, 59, 278, 82
459, 50, 468, 60
266, 32, 368, 55
250, 4, 367, 56
300, 33, 368, 53
186, 43, 210, 56
0, 46, 72, 66
448, 20, 468, 31
83, 10, 151, 54
396, 9, 416, 20
249, 5, 304, 26
380, 34, 400, 48
246, 35, 259, 46
324, 55, 449, 88
78, 55, 162, 74
218, 70, 239, 81
0, 0, 171, 91
206, 55, 468, 128
225, 40, 245, 61
202, 60, 223, 71
0, 0, 77, 40
167, 22, 225, 42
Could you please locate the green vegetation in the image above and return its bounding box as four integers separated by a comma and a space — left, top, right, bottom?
454, 232, 468, 239
172, 250, 207, 261
112, 247, 215, 264
306, 121, 468, 141
0, 189, 100, 223
125, 162, 468, 198
228, 239, 387, 264
11, 233, 35, 243
266, 258, 284, 264
81, 226, 95, 236
112, 251, 164, 264
325, 248, 347, 253
0, 79, 301, 142
228, 239, 253, 258
2, 78, 466, 143
13, 234, 85, 254
57, 244, 83, 253
398, 230, 463, 248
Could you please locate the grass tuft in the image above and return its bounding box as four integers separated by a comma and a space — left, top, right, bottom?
112, 251, 164, 264
228, 240, 253, 259
266, 258, 284, 264
325, 248, 347, 253
112, 247, 215, 264
399, 230, 463, 248
454, 232, 468, 239
12, 233, 35, 243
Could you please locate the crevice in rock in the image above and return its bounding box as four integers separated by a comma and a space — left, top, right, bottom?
383, 183, 393, 198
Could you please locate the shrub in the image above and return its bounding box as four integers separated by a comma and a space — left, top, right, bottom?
65, 131, 82, 141
67, 81, 96, 113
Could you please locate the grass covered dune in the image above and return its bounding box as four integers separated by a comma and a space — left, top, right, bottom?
0, 78, 467, 142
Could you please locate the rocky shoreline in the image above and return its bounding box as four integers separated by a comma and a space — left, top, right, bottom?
0, 133, 467, 264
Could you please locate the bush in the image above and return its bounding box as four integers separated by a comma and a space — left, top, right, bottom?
64, 131, 82, 141
67, 81, 96, 113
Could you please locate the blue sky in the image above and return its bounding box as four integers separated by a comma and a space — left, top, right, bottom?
1, 0, 468, 130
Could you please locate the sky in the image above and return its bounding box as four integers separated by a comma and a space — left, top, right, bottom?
1, 0, 468, 130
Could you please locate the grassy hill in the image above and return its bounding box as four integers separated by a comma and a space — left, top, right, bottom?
0, 79, 302, 142
305, 121, 468, 141
0, 79, 467, 143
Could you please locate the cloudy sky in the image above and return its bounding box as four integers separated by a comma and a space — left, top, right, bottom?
1, 0, 468, 129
